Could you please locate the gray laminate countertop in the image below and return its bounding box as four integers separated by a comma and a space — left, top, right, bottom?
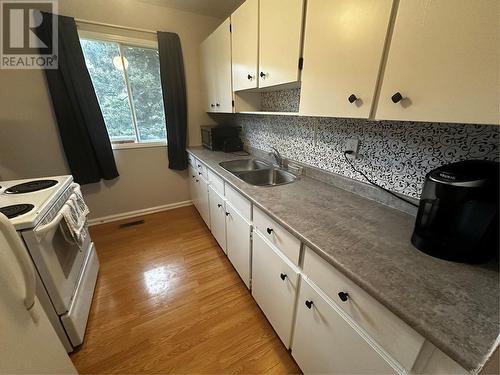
187, 147, 499, 372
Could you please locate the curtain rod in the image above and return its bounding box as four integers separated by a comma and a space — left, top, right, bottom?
75, 18, 157, 35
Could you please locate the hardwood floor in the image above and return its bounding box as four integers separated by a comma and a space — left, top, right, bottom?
71, 206, 301, 374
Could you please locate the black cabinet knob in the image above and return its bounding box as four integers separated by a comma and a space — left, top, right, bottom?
260, 71, 266, 78
391, 92, 403, 103
266, 227, 273, 234
280, 273, 287, 281
195, 179, 199, 182
216, 103, 220, 107
198, 172, 202, 175
192, 175, 195, 178
305, 300, 314, 309
225, 212, 230, 216
338, 292, 349, 302
210, 104, 215, 107
217, 204, 222, 208
348, 94, 358, 103
247, 74, 253, 80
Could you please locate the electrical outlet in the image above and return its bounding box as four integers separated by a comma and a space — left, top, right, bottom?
345, 138, 359, 159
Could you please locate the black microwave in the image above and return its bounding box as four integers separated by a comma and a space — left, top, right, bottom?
201, 125, 242, 151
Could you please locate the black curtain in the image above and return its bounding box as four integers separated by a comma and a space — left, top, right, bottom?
38, 13, 119, 184
157, 32, 188, 170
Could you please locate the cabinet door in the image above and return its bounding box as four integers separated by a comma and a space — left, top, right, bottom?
259, 0, 304, 88
213, 18, 233, 112
376, 0, 499, 125
300, 0, 393, 118
208, 186, 227, 253
292, 280, 395, 374
200, 35, 216, 112
226, 203, 252, 288
197, 177, 211, 229
188, 166, 199, 211
252, 230, 299, 347
231, 0, 259, 91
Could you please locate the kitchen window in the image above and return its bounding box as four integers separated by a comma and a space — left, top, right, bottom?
79, 32, 166, 146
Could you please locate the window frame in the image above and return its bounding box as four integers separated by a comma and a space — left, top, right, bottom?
78, 30, 167, 150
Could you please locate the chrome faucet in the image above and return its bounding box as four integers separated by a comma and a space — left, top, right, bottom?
269, 147, 284, 168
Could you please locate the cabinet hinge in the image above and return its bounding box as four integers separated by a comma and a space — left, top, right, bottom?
298, 57, 304, 70
232, 100, 235, 107
229, 23, 232, 32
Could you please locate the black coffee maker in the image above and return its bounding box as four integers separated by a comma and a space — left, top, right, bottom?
411, 160, 499, 263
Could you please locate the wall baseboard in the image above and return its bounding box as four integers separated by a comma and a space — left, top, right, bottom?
87, 200, 193, 226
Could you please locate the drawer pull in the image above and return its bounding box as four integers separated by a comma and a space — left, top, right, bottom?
217, 204, 222, 208
391, 92, 404, 103
198, 172, 202, 175
280, 273, 287, 281
348, 94, 358, 103
305, 300, 314, 309
266, 227, 273, 235
338, 292, 349, 302
195, 179, 199, 182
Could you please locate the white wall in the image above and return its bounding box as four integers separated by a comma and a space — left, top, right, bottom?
0, 0, 221, 219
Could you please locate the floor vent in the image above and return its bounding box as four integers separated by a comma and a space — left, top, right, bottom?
119, 220, 145, 228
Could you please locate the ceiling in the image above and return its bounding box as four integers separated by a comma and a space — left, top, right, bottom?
137, 0, 244, 18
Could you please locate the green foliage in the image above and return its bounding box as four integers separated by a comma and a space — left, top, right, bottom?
80, 39, 167, 142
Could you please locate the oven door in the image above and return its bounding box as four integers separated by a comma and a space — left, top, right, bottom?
22, 205, 91, 315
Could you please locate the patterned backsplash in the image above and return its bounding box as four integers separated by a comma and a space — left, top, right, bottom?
228, 114, 499, 199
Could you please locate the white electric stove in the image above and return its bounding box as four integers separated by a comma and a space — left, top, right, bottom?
0, 176, 99, 353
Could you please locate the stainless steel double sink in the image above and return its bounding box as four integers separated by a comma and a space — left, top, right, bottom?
219, 159, 297, 187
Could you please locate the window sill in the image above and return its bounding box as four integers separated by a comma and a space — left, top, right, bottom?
112, 141, 167, 150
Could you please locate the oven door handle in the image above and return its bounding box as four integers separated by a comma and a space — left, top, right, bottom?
34, 204, 69, 238
0, 214, 37, 321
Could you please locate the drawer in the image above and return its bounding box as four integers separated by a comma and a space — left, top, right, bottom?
253, 206, 301, 266
225, 184, 251, 221
187, 153, 195, 167
303, 247, 425, 370
207, 169, 224, 196
194, 158, 207, 179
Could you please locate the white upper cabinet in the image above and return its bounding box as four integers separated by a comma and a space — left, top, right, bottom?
200, 36, 215, 112
376, 0, 500, 125
214, 18, 233, 112
258, 0, 304, 88
231, 0, 259, 91
299, 0, 394, 119
200, 18, 233, 113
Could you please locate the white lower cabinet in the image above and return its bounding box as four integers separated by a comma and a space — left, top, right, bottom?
252, 230, 299, 348
188, 166, 198, 209
208, 186, 226, 253
225, 202, 252, 288
292, 279, 396, 374
195, 175, 211, 229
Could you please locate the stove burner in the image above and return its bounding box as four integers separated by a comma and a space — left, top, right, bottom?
0, 204, 35, 219
5, 180, 58, 194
